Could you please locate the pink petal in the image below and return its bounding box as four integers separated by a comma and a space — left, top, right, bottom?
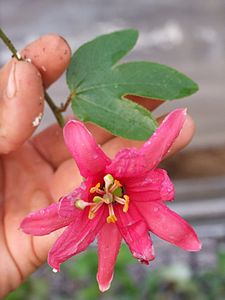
97, 223, 122, 292
125, 169, 174, 202
63, 120, 111, 177
20, 203, 72, 236
107, 109, 186, 178
48, 207, 107, 271
136, 201, 201, 251
115, 203, 155, 264
58, 177, 97, 218
106, 147, 142, 179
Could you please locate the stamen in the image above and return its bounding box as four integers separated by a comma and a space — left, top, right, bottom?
114, 196, 126, 205
107, 215, 117, 223
90, 182, 104, 195
88, 202, 103, 219
123, 195, 129, 213
106, 204, 117, 223
88, 210, 96, 219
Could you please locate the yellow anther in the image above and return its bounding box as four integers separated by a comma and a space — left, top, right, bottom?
106, 203, 117, 223
115, 180, 122, 187
88, 202, 103, 219
123, 195, 129, 213
88, 211, 95, 219
90, 182, 101, 193
107, 215, 117, 223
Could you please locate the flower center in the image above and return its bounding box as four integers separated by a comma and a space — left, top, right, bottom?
75, 174, 129, 224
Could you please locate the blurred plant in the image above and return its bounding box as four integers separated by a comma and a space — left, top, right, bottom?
6, 246, 225, 300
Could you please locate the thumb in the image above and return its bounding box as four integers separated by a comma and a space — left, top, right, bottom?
0, 59, 44, 154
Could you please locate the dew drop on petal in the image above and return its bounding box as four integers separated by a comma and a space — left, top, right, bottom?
52, 268, 58, 273
168, 235, 175, 240
153, 207, 159, 212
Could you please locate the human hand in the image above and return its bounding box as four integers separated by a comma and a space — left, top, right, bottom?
0, 35, 195, 298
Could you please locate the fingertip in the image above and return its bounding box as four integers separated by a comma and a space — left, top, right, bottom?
167, 112, 196, 157
21, 34, 71, 87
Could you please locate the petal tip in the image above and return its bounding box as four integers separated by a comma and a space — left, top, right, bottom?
19, 217, 34, 235
48, 253, 61, 273
63, 119, 82, 137
187, 239, 202, 252
133, 250, 155, 265
97, 273, 113, 292
179, 233, 202, 252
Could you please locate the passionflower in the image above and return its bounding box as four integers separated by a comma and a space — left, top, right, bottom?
21, 109, 201, 291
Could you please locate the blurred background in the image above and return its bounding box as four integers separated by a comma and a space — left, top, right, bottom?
1, 0, 225, 299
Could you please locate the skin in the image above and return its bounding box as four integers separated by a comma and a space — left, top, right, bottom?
0, 35, 195, 298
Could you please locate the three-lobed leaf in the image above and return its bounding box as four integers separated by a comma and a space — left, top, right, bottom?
67, 29, 198, 140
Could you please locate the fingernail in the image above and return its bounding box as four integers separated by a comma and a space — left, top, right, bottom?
6, 62, 17, 99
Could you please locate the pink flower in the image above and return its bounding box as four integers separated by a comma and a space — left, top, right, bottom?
21, 109, 201, 292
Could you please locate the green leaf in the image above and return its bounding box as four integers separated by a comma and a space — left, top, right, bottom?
67, 29, 198, 140
67, 29, 138, 91
71, 93, 157, 140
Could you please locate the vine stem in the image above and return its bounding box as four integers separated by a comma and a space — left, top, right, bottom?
44, 92, 65, 127
0, 28, 20, 59
0, 27, 68, 128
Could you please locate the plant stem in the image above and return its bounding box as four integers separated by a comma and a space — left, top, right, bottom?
0, 28, 21, 60
44, 92, 65, 127
58, 92, 74, 112
0, 27, 66, 128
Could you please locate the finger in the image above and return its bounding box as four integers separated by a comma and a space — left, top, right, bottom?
21, 34, 71, 88
32, 119, 112, 168
102, 112, 195, 159
158, 113, 196, 158
49, 158, 81, 200
0, 59, 44, 154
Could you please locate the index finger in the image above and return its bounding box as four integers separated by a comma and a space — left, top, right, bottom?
21, 34, 71, 88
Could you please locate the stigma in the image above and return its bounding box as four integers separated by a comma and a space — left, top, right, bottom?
75, 174, 129, 223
